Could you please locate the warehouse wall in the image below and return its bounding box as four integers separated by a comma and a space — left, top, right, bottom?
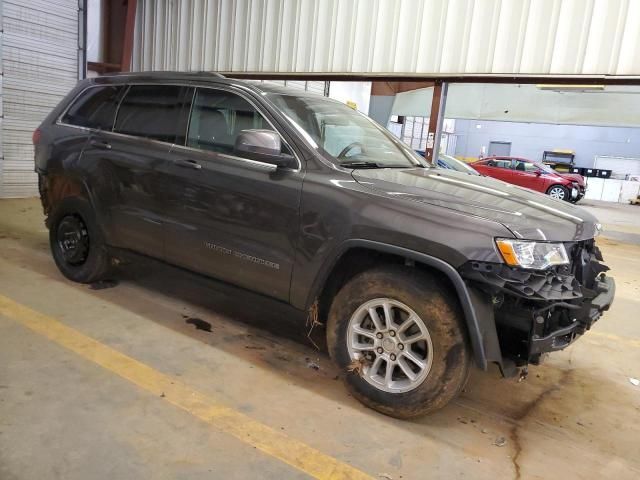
0, 0, 82, 198
392, 84, 640, 128
453, 119, 640, 168
131, 0, 640, 75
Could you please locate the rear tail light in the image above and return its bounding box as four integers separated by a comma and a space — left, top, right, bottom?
32, 128, 42, 145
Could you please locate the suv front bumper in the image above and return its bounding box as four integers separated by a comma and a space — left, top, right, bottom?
460, 245, 614, 367
529, 275, 615, 356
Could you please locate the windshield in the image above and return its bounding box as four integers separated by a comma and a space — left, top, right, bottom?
536, 162, 558, 174
266, 93, 425, 168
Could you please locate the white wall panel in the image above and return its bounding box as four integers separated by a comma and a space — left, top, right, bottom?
0, 0, 81, 198
594, 156, 640, 178
133, 0, 640, 76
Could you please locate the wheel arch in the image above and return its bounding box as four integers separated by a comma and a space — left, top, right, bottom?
309, 239, 502, 371
39, 173, 97, 228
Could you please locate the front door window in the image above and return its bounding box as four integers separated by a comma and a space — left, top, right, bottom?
187, 88, 288, 158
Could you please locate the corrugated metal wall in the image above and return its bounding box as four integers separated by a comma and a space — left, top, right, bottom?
257, 79, 328, 95
0, 0, 81, 198
132, 0, 640, 75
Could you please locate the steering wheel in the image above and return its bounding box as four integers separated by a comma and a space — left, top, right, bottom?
337, 142, 364, 159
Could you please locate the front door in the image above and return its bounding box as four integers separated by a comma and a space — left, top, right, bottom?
510, 159, 546, 192
483, 158, 514, 183
161, 87, 303, 301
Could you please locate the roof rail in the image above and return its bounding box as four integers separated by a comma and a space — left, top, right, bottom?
188, 71, 225, 78
200, 71, 225, 78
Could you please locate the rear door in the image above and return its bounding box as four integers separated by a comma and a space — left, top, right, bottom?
80, 84, 192, 258
480, 158, 514, 183
52, 84, 124, 201
161, 86, 304, 301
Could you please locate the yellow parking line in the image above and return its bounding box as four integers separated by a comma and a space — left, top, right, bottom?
0, 294, 372, 480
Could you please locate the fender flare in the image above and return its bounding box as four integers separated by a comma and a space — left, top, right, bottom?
309, 239, 503, 371
38, 173, 96, 223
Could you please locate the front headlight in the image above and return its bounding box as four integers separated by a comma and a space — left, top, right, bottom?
495, 239, 569, 270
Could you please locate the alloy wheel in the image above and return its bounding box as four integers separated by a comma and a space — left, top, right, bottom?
549, 186, 566, 200
347, 298, 433, 393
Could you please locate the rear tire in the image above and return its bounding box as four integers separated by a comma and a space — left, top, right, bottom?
327, 265, 470, 418
49, 197, 111, 283
547, 184, 569, 201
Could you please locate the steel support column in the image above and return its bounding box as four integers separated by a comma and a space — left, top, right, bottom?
424, 81, 448, 164
78, 0, 87, 79
121, 0, 138, 71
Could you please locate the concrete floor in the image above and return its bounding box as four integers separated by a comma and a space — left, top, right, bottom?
1, 197, 639, 480
580, 199, 640, 245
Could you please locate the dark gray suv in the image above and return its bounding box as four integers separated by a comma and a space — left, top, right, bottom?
34, 72, 615, 418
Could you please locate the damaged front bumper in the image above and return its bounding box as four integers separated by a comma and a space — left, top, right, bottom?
460, 239, 615, 371
529, 275, 614, 356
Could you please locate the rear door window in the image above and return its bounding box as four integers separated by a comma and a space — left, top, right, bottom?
187, 88, 275, 155
514, 160, 538, 172
487, 159, 512, 169
114, 85, 193, 144
62, 85, 124, 130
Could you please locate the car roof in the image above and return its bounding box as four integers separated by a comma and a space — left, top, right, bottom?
88, 71, 325, 99
90, 71, 242, 87
482, 156, 532, 162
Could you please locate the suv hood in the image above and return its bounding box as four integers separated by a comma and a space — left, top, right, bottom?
352, 168, 599, 241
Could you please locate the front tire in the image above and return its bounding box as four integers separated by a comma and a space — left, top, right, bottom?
327, 265, 470, 418
547, 184, 569, 201
49, 197, 111, 283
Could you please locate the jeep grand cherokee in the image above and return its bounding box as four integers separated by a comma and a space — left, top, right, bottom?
33, 72, 615, 418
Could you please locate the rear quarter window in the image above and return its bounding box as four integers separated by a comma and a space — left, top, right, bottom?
61, 85, 124, 130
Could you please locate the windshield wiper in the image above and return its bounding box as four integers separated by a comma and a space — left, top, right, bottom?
339, 161, 382, 169
385, 164, 425, 168
340, 161, 422, 169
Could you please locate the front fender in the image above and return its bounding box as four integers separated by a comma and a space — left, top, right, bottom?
303, 239, 503, 372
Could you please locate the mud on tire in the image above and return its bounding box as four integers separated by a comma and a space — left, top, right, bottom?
327, 265, 470, 418
49, 197, 111, 284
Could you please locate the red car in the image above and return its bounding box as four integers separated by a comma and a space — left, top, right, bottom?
472, 156, 586, 202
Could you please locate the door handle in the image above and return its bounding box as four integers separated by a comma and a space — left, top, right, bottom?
175, 159, 202, 170
90, 139, 112, 150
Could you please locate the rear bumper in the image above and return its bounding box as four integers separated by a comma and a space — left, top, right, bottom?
529, 276, 615, 355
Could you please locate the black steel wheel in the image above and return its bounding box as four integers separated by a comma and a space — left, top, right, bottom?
49, 197, 111, 283
55, 214, 90, 266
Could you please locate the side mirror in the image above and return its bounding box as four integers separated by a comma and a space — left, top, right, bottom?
234, 129, 296, 168
535, 170, 542, 176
